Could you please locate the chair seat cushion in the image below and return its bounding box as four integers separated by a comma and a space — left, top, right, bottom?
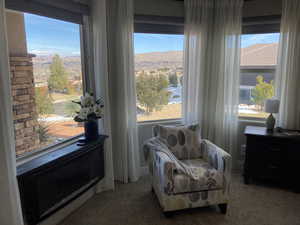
173, 159, 223, 194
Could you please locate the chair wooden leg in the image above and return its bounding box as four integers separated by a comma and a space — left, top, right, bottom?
218, 204, 227, 214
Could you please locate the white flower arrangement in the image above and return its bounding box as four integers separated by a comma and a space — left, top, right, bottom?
73, 92, 104, 122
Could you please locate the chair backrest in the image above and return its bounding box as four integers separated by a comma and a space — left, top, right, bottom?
153, 124, 202, 160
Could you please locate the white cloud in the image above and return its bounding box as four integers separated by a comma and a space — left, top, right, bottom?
30, 49, 52, 55
71, 51, 81, 55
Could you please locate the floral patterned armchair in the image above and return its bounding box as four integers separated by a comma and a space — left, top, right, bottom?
143, 124, 232, 215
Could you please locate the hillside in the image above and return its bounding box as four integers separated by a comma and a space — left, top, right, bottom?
134, 51, 183, 70
31, 51, 183, 82
32, 55, 82, 83
31, 43, 278, 82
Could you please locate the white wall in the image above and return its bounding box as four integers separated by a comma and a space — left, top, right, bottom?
134, 0, 282, 18
243, 0, 282, 18
134, 0, 183, 17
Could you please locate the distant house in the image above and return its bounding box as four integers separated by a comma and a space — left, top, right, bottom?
240, 43, 278, 104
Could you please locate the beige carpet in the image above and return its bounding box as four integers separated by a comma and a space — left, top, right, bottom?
60, 173, 300, 225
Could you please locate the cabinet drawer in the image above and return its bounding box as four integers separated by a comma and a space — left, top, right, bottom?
262, 165, 282, 180
246, 138, 286, 174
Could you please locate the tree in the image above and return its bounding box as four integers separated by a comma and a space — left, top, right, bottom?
48, 54, 69, 93
136, 72, 170, 113
65, 101, 81, 117
179, 76, 183, 86
35, 87, 54, 115
168, 74, 178, 87
251, 75, 274, 110
36, 122, 50, 143
158, 67, 169, 72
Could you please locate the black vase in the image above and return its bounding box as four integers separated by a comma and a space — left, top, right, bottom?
84, 120, 99, 141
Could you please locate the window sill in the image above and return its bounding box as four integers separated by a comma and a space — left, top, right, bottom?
138, 118, 183, 126
137, 117, 265, 126
238, 116, 266, 123
16, 134, 84, 167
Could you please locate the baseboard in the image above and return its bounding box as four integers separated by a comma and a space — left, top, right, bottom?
38, 187, 95, 225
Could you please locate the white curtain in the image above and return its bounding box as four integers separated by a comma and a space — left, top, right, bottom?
105, 0, 140, 183
91, 0, 115, 192
275, 0, 300, 130
0, 0, 24, 224
183, 0, 242, 164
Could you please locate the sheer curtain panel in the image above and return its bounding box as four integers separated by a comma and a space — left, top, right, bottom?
0, 0, 24, 224
183, 0, 243, 167
275, 0, 300, 130
91, 0, 115, 192
105, 0, 140, 183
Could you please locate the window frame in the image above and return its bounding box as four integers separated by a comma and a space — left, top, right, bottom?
239, 65, 277, 119
134, 15, 281, 123
134, 15, 184, 123
239, 18, 280, 120
5, 10, 91, 162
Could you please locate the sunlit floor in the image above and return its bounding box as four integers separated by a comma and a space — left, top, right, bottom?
59, 173, 300, 225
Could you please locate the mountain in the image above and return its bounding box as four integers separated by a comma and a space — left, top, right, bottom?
32, 55, 82, 83
134, 51, 183, 70
241, 43, 278, 66
31, 43, 278, 83
31, 51, 184, 82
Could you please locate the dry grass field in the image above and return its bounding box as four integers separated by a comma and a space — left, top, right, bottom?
239, 112, 268, 119
137, 103, 182, 122
137, 103, 268, 122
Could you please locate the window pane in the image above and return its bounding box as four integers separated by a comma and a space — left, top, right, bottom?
239, 33, 280, 118
134, 33, 184, 122
6, 11, 84, 157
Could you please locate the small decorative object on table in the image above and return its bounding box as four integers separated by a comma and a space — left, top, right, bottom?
264, 98, 280, 132
73, 92, 104, 144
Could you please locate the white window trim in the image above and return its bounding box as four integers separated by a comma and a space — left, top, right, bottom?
138, 118, 183, 126
16, 134, 84, 166
137, 117, 265, 128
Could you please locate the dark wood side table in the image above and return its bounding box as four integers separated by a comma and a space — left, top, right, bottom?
244, 126, 300, 191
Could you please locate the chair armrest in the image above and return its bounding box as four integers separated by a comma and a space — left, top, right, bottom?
154, 151, 177, 195
143, 137, 177, 194
201, 139, 232, 176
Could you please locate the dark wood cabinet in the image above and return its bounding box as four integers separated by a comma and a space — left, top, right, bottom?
17, 135, 108, 225
244, 126, 300, 191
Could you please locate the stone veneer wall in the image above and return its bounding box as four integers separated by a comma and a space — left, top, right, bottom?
10, 55, 39, 156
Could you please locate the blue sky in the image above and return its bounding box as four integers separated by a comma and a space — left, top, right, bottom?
24, 13, 81, 56
134, 33, 280, 53
24, 13, 280, 56
134, 33, 184, 54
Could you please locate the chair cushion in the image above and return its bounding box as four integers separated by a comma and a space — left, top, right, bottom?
154, 124, 202, 160
173, 159, 223, 194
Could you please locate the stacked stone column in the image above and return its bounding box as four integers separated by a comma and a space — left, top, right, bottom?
10, 54, 39, 156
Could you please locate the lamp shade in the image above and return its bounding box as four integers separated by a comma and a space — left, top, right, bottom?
265, 99, 280, 113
